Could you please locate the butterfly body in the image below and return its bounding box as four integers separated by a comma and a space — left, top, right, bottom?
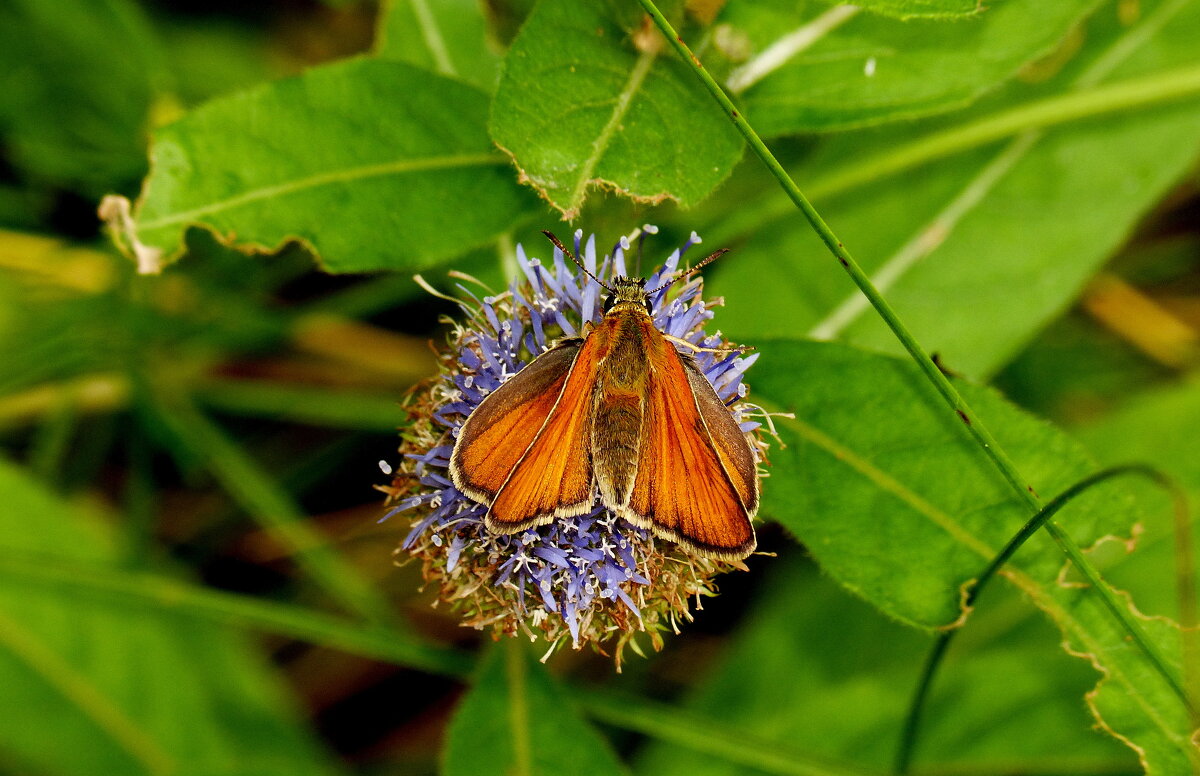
449, 249, 758, 561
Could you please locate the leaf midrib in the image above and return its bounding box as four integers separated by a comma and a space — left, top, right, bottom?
136, 151, 506, 233
566, 49, 657, 211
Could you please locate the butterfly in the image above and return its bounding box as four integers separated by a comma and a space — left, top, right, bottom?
448, 231, 758, 561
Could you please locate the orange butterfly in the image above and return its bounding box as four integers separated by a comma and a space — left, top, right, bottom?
449, 231, 758, 561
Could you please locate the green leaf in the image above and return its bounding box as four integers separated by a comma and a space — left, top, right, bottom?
119, 58, 540, 273
750, 340, 1194, 771
443, 642, 626, 776
727, 0, 1101, 133
711, 0, 1200, 378
0, 458, 341, 776
375, 0, 501, 90
0, 0, 164, 196
489, 0, 743, 218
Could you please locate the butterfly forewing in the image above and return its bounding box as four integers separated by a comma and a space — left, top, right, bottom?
485, 330, 607, 530
449, 340, 581, 503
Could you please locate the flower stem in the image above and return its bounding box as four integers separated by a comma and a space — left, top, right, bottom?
505, 640, 534, 776
634, 0, 1188, 710
895, 465, 1194, 773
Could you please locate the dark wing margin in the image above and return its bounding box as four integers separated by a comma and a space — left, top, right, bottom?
449, 340, 582, 505
682, 358, 760, 516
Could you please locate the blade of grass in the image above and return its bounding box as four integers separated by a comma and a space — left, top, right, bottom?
194, 378, 406, 432
635, 0, 1190, 714
146, 395, 397, 625
0, 551, 470, 678
0, 608, 174, 775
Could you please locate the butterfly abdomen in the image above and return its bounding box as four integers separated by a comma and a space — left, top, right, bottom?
592, 387, 643, 508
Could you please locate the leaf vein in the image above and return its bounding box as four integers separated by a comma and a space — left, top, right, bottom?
137, 151, 506, 232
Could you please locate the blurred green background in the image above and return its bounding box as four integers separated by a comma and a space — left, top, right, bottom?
2, 0, 1199, 774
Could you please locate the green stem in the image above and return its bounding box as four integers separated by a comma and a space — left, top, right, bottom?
505, 640, 533, 776
28, 384, 79, 487
408, 0, 456, 76
121, 429, 156, 568
635, 0, 1188, 715
895, 465, 1193, 773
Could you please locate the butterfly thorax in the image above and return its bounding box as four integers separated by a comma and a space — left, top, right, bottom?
601, 276, 653, 316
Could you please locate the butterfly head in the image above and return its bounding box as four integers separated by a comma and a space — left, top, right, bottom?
601, 276, 652, 315
540, 229, 731, 320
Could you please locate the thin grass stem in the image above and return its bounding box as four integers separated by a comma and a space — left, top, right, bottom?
635, 0, 1189, 719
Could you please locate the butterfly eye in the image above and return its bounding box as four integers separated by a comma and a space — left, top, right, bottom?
602, 295, 615, 314
642, 297, 653, 314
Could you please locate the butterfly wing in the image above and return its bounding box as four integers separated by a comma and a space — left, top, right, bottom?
484, 330, 607, 532
449, 340, 581, 505
625, 323, 757, 560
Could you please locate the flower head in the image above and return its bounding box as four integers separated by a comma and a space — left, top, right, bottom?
383, 227, 767, 664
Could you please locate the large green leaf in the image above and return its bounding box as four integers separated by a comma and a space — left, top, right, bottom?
375, 0, 501, 90
489, 0, 743, 218
749, 340, 1194, 771
0, 458, 341, 775
634, 561, 1132, 775
710, 0, 1200, 378
442, 643, 626, 776
116, 57, 540, 273
753, 340, 1130, 626
724, 0, 1100, 134
0, 0, 163, 196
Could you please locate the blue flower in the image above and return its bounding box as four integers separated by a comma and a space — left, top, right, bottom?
384, 227, 765, 663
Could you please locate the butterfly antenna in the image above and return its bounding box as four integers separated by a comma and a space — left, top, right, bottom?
647, 247, 730, 294
542, 230, 614, 292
